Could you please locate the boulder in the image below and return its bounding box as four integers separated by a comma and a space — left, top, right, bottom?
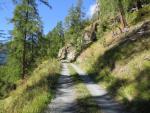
58, 47, 67, 60
66, 45, 77, 62
58, 44, 77, 62
58, 21, 99, 62
83, 22, 98, 46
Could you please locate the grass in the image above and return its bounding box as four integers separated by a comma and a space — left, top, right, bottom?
127, 5, 150, 25
76, 8, 150, 113
77, 35, 150, 113
0, 58, 60, 113
68, 64, 101, 113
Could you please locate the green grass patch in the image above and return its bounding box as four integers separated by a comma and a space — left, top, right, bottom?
69, 64, 101, 113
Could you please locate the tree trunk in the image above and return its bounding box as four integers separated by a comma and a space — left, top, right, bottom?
118, 0, 128, 29
22, 34, 26, 79
22, 0, 29, 79
31, 35, 34, 61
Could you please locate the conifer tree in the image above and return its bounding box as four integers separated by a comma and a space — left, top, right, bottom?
65, 0, 84, 50
11, 0, 42, 78
46, 21, 64, 57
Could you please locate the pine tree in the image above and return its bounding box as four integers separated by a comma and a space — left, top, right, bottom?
11, 0, 42, 79
12, 0, 51, 8
65, 0, 84, 50
46, 21, 64, 57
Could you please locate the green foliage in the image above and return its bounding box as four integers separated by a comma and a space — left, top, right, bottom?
65, 0, 85, 51
10, 0, 44, 78
127, 5, 150, 25
0, 0, 52, 100
46, 21, 65, 57
0, 59, 60, 113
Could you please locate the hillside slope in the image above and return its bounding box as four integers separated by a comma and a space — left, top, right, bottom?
76, 20, 150, 113
0, 59, 60, 113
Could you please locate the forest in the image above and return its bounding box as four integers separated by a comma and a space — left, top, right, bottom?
0, 0, 150, 113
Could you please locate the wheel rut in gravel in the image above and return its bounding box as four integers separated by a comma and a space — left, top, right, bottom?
45, 63, 77, 113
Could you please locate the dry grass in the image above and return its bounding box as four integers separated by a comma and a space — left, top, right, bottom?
0, 59, 60, 113
76, 11, 150, 112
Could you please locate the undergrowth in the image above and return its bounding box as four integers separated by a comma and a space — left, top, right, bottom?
0, 59, 60, 113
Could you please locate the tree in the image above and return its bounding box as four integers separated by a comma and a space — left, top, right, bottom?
12, 0, 52, 8
46, 21, 64, 57
99, 0, 128, 29
65, 0, 84, 50
117, 0, 128, 29
11, 0, 42, 79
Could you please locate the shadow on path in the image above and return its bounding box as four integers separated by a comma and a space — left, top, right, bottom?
45, 63, 77, 113
71, 63, 128, 113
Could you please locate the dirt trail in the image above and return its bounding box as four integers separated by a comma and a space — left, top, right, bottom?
45, 63, 77, 113
71, 63, 128, 113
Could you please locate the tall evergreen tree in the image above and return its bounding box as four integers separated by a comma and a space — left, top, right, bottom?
11, 0, 42, 79
46, 21, 64, 57
12, 0, 51, 8
65, 0, 84, 50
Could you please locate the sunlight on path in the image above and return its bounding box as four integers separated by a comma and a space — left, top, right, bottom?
45, 63, 77, 113
71, 63, 128, 113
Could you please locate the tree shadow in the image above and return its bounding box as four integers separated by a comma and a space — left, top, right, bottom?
86, 22, 150, 113
76, 96, 101, 113
87, 63, 150, 113
95, 32, 150, 72
70, 72, 101, 113
126, 67, 150, 113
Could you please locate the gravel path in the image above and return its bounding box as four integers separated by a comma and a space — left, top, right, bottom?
45, 63, 77, 113
71, 63, 128, 113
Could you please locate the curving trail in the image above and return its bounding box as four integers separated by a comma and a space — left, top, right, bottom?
71, 63, 128, 113
46, 63, 128, 113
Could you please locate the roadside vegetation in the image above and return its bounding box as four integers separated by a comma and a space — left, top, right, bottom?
76, 2, 150, 113
0, 59, 60, 113
0, 0, 150, 113
0, 1, 61, 113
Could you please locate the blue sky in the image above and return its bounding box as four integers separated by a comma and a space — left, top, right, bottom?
0, 0, 96, 41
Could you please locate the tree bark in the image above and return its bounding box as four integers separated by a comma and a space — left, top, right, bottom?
118, 0, 128, 29
31, 35, 34, 61
22, 33, 26, 79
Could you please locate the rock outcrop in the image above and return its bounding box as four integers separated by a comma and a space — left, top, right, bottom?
58, 21, 99, 62
58, 44, 77, 62
83, 22, 98, 46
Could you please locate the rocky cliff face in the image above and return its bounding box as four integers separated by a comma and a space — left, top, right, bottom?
83, 22, 98, 46
58, 21, 99, 62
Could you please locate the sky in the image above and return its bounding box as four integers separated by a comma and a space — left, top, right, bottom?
0, 0, 96, 42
